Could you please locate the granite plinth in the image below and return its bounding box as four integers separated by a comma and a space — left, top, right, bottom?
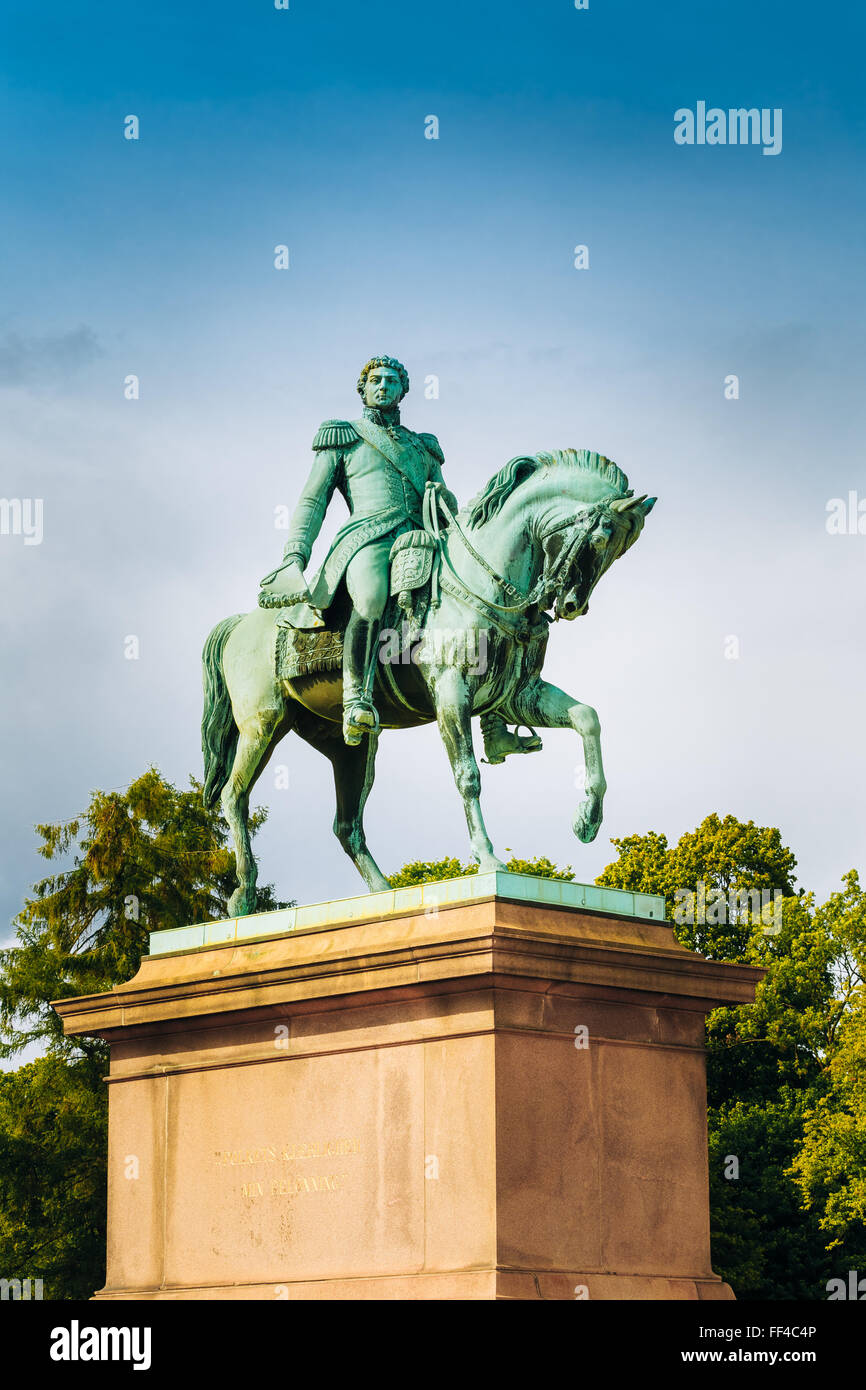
54, 885, 761, 1300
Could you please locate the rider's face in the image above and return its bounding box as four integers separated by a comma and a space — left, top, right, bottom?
363, 368, 403, 410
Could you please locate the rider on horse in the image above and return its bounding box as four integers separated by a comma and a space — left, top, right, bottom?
258, 355, 538, 761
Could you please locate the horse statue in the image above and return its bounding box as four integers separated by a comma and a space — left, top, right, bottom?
201, 448, 655, 916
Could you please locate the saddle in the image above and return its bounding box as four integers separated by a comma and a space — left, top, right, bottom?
276, 528, 437, 682
276, 625, 345, 681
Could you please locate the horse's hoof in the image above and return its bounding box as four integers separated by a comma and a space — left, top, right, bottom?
574, 800, 602, 844
228, 887, 253, 918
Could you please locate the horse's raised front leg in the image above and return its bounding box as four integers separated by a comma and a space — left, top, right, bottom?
510, 678, 607, 844
431, 669, 506, 872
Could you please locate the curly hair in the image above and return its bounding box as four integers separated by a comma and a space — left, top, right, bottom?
357, 356, 410, 401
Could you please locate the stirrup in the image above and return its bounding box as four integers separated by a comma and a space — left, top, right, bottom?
343, 698, 380, 746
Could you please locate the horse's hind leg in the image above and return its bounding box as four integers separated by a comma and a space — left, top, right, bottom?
509, 678, 606, 844
222, 710, 285, 916
334, 732, 389, 891
294, 714, 389, 892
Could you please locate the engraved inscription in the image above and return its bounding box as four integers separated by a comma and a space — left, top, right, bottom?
218, 1138, 362, 1200
215, 1137, 361, 1168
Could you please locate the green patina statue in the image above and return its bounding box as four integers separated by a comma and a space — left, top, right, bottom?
202, 355, 655, 916
259, 356, 459, 745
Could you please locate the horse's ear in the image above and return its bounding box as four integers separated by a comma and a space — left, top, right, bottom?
641, 497, 657, 515
611, 493, 648, 513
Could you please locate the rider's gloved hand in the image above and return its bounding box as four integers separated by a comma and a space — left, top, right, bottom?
428, 481, 459, 517
260, 556, 303, 588
259, 557, 320, 618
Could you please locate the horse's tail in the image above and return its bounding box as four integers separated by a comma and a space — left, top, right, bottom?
201, 614, 244, 808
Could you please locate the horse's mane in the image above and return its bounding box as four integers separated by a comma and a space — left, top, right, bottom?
465, 449, 630, 527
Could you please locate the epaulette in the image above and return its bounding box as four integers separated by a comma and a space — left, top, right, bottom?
312, 420, 360, 451
417, 432, 444, 464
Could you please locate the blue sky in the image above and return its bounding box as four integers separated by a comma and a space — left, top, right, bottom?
1, 0, 865, 991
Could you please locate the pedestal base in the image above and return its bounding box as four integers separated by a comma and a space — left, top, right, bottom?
91, 1271, 734, 1300
56, 883, 761, 1301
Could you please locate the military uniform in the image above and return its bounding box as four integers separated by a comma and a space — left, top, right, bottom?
259, 409, 457, 743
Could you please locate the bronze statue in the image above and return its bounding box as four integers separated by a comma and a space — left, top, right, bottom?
259, 356, 458, 745
203, 356, 655, 916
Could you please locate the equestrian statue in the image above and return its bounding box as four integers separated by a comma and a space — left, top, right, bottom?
201, 355, 655, 916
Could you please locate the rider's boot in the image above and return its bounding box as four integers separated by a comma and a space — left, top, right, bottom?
480, 710, 543, 764
342, 610, 381, 746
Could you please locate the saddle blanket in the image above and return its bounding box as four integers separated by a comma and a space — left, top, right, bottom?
276, 626, 343, 681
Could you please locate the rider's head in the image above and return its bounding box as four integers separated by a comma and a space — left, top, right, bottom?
357, 356, 409, 411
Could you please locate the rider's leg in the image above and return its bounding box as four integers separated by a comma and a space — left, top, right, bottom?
480, 710, 543, 764
343, 542, 391, 745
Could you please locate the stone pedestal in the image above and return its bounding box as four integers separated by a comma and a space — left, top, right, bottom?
55, 876, 761, 1300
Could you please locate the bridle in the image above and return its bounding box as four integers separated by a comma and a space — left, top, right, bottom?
423, 484, 615, 628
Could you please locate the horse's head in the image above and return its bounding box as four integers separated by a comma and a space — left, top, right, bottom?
463, 447, 656, 621
539, 492, 656, 620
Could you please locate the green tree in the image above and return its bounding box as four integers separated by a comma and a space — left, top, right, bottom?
789, 871, 866, 1266
0, 767, 285, 1059
387, 857, 476, 887
0, 1055, 107, 1300
708, 1095, 835, 1300
0, 767, 283, 1299
387, 853, 573, 888
597, 815, 862, 1299
789, 1008, 866, 1268
597, 813, 797, 956
501, 853, 574, 881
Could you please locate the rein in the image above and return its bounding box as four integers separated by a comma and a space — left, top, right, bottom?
423, 483, 596, 626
